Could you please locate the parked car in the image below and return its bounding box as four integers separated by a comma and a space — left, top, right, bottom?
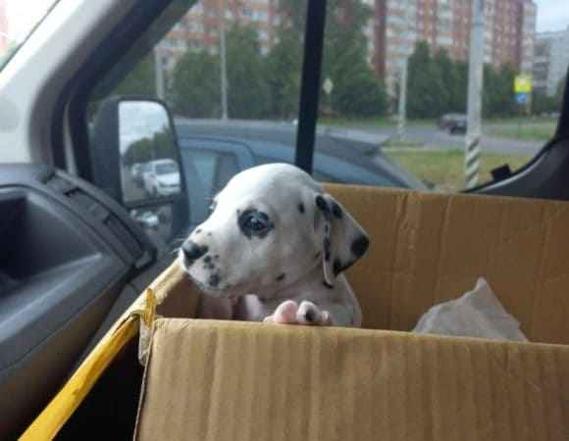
178, 134, 427, 227
131, 209, 160, 230
438, 113, 467, 135
142, 159, 181, 197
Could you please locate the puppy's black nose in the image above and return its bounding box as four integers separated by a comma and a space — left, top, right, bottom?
182, 241, 208, 262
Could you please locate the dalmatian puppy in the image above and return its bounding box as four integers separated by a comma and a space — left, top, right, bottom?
178, 163, 369, 326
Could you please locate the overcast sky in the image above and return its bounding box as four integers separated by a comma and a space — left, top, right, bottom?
535, 0, 569, 33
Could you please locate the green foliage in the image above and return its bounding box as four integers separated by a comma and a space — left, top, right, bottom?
170, 51, 220, 118
225, 25, 271, 119
407, 41, 519, 118
265, 28, 302, 119
123, 129, 177, 166
114, 55, 157, 96
321, 0, 387, 116
532, 76, 565, 114
407, 42, 447, 118
482, 64, 516, 117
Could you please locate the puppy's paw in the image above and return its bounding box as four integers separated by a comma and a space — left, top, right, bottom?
264, 300, 332, 326
296, 301, 331, 326
264, 300, 299, 324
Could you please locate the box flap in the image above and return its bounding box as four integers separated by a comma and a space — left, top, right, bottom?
325, 185, 569, 344
136, 319, 569, 441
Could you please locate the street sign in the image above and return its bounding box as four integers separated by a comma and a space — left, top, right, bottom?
515, 92, 529, 105
514, 75, 532, 94
323, 77, 333, 95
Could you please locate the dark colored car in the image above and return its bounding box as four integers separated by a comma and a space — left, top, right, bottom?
438, 113, 467, 135
178, 134, 427, 227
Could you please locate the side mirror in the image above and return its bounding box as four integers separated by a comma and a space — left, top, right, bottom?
91, 96, 184, 206
90, 96, 189, 248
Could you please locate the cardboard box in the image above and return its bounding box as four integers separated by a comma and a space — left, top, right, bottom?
137, 319, 569, 441
22, 186, 569, 440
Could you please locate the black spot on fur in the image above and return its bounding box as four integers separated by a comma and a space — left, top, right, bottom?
203, 255, 212, 263
298, 203, 305, 213
214, 254, 219, 260
207, 232, 212, 237
304, 309, 316, 323
333, 258, 344, 276
323, 281, 333, 289
331, 202, 343, 219
276, 273, 286, 281
315, 195, 328, 212
208, 274, 221, 288
351, 235, 370, 257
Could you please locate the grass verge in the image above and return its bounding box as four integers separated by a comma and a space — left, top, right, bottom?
385, 148, 532, 192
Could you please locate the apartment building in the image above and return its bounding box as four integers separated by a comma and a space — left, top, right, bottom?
533, 28, 569, 97
373, 0, 536, 96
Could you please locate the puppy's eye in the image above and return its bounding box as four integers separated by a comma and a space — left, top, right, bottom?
238, 209, 273, 238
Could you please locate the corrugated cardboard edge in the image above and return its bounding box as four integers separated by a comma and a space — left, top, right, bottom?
134, 318, 569, 441
19, 261, 190, 440
132, 318, 162, 441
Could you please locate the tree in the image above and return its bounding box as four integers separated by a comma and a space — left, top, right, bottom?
432, 49, 453, 113
532, 91, 558, 115
407, 42, 446, 118
482, 64, 516, 117
449, 60, 468, 112
321, 0, 387, 116
225, 25, 270, 119
266, 27, 302, 119
169, 51, 220, 118
114, 54, 157, 97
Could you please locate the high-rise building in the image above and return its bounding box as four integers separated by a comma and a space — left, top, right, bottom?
533, 28, 569, 97
372, 0, 536, 96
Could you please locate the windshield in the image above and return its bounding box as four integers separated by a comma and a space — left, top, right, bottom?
156, 163, 178, 175
0, 0, 60, 70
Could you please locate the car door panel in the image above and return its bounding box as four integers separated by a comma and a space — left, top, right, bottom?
0, 164, 155, 438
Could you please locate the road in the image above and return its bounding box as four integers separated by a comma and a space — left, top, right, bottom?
175, 118, 544, 156
380, 125, 542, 155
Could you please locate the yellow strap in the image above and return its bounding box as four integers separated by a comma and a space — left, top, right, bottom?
19, 316, 139, 440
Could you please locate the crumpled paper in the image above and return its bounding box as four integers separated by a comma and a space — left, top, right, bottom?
413, 278, 528, 342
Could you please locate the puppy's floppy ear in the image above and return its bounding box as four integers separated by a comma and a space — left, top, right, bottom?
314, 193, 369, 287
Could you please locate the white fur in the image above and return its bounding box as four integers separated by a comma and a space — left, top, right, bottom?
178, 163, 368, 326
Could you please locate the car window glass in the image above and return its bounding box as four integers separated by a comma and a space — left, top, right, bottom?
315, 0, 562, 192
181, 149, 218, 226
215, 152, 240, 192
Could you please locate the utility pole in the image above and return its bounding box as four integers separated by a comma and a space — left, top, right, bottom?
397, 0, 413, 140
154, 48, 165, 100
218, 0, 228, 120
464, 0, 485, 189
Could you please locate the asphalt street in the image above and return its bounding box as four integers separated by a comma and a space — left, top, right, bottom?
175, 118, 544, 156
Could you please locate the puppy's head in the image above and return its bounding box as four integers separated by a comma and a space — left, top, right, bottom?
178, 163, 369, 298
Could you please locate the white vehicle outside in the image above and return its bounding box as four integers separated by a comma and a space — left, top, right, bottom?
132, 210, 160, 230
143, 159, 181, 197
